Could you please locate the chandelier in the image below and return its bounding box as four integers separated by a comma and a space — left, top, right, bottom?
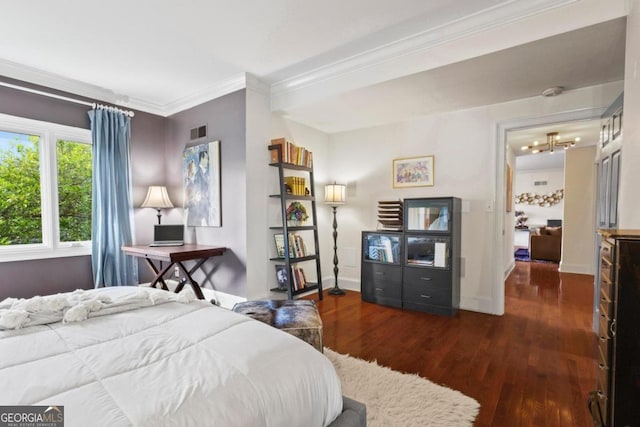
521, 132, 579, 154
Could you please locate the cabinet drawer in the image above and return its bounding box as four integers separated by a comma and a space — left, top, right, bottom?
599, 290, 614, 319
599, 279, 613, 302
403, 267, 450, 286
600, 241, 613, 263
600, 259, 613, 285
596, 377, 609, 425
403, 268, 451, 307
361, 264, 402, 306
598, 314, 612, 366
598, 334, 611, 366
369, 265, 402, 285
596, 359, 609, 398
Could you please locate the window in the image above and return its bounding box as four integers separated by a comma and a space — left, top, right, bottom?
0, 114, 92, 261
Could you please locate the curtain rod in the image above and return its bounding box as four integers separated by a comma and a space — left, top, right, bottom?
0, 81, 135, 117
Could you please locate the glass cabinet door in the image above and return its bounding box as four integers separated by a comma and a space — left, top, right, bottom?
363, 233, 401, 264
405, 199, 451, 232
405, 235, 450, 268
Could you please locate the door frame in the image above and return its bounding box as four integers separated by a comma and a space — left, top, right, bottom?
492, 107, 606, 315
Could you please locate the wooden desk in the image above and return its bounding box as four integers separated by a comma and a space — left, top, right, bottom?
121, 244, 227, 300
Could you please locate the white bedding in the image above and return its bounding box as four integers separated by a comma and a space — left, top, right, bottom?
0, 287, 343, 426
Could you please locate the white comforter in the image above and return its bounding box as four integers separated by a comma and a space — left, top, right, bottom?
0, 287, 343, 427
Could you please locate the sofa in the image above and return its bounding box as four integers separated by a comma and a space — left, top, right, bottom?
530, 226, 562, 262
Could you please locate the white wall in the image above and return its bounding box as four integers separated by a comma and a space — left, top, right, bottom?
245, 83, 271, 301
514, 168, 564, 228
619, 0, 640, 228
562, 146, 597, 274
327, 82, 622, 314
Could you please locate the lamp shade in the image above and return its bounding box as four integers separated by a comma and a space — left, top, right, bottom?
141, 186, 174, 209
324, 183, 346, 205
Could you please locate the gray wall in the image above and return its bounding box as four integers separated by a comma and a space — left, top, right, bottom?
0, 78, 166, 300
163, 90, 247, 296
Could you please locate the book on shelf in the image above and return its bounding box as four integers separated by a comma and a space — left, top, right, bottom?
274, 233, 308, 258
270, 138, 313, 168
367, 240, 398, 263
284, 176, 307, 196
274, 264, 308, 291
292, 267, 308, 291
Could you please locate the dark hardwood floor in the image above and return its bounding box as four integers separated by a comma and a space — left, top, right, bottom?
311, 261, 597, 426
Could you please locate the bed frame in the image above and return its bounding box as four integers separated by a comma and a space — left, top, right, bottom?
329, 397, 366, 427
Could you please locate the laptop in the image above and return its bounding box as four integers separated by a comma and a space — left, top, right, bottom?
149, 224, 184, 247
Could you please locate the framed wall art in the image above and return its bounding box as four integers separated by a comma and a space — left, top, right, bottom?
183, 140, 221, 227
392, 155, 434, 188
506, 164, 513, 213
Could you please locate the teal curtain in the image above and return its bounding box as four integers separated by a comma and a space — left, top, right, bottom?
89, 109, 138, 287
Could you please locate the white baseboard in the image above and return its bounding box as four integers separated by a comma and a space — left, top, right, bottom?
322, 276, 361, 292
460, 296, 496, 315
504, 261, 515, 279
559, 262, 594, 275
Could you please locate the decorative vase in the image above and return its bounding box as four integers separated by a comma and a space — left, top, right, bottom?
288, 220, 304, 227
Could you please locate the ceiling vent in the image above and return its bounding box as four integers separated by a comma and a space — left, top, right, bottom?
190, 125, 207, 140
534, 180, 548, 186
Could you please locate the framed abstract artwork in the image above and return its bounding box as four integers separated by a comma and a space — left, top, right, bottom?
183, 140, 221, 227
392, 155, 434, 188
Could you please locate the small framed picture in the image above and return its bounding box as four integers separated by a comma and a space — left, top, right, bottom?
275, 265, 289, 290
392, 155, 434, 188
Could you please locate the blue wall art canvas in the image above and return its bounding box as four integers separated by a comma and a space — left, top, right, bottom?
183, 140, 221, 227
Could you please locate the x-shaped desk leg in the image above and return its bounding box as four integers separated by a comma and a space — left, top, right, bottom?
173, 259, 207, 300
145, 258, 171, 290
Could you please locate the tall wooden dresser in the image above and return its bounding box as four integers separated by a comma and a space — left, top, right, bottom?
589, 230, 640, 427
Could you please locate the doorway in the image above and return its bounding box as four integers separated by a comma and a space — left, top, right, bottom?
492, 108, 605, 316
506, 119, 600, 268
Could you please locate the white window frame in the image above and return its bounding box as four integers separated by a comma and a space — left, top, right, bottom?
0, 113, 92, 262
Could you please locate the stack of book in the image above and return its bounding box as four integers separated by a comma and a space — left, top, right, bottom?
270, 138, 313, 167
377, 200, 403, 230
274, 233, 308, 258
284, 176, 307, 195
291, 267, 308, 291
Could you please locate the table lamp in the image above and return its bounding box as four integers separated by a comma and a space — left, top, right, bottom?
141, 186, 174, 224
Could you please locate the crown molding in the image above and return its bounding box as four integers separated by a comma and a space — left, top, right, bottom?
270, 0, 577, 97
0, 56, 249, 117
127, 73, 248, 116
0, 58, 125, 104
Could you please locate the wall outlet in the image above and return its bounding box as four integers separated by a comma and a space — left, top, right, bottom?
174, 266, 180, 278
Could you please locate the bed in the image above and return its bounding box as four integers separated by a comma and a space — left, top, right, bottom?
0, 287, 364, 426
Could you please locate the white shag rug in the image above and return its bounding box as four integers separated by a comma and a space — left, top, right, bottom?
325, 348, 480, 427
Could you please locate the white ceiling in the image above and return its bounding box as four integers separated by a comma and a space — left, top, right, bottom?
285, 18, 626, 133
508, 118, 602, 170
0, 0, 629, 133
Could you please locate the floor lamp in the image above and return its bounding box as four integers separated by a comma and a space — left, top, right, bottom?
324, 183, 346, 296
141, 186, 174, 224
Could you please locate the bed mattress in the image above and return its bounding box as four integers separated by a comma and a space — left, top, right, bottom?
0, 287, 343, 426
